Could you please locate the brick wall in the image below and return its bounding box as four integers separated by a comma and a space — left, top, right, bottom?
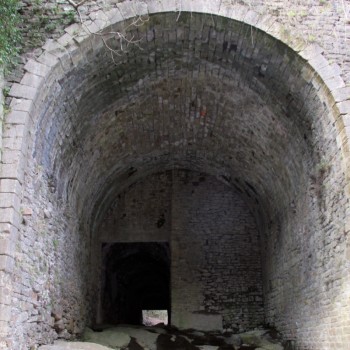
100, 170, 264, 331
171, 170, 264, 331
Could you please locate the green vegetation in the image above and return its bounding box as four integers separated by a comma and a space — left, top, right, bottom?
25, 1, 77, 49
300, 9, 308, 17
63, 9, 76, 25
53, 239, 59, 249
316, 160, 331, 176
308, 34, 316, 43
0, 0, 21, 68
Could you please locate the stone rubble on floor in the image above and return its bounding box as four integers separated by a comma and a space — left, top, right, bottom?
38, 325, 285, 350
39, 341, 111, 350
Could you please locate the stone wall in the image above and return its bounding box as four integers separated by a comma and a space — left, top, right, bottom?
170, 170, 264, 331
0, 0, 349, 349
7, 134, 92, 348
261, 83, 350, 348
0, 69, 4, 163
100, 171, 172, 243
5, 0, 350, 86
99, 170, 264, 331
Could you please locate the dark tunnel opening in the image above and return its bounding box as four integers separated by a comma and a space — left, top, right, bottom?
101, 242, 171, 325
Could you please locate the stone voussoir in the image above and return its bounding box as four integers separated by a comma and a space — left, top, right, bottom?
8, 84, 36, 101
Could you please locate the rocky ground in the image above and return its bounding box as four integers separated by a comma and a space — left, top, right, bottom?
39, 325, 285, 350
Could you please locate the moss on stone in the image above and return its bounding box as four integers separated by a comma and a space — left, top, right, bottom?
0, 0, 21, 68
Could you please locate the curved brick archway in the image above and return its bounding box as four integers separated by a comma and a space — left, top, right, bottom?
1, 1, 350, 349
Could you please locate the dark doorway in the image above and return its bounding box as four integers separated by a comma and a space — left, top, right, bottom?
101, 242, 170, 325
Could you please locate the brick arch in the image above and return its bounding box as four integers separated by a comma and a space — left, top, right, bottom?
4, 0, 349, 224
0, 1, 349, 348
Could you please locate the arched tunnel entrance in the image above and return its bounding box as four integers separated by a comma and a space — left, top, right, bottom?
101, 242, 170, 325
4, 2, 350, 348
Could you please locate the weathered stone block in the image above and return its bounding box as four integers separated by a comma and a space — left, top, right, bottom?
20, 73, 44, 90
9, 98, 33, 114
0, 179, 22, 196
0, 239, 14, 257
2, 135, 26, 154
0, 208, 20, 229
299, 44, 324, 61
324, 75, 346, 91
104, 7, 121, 23
37, 51, 59, 68
9, 84, 36, 100
24, 59, 51, 77
336, 101, 350, 115
0, 223, 18, 238
5, 111, 30, 126
57, 33, 74, 48
0, 256, 14, 273
308, 54, 329, 71
0, 161, 25, 184
43, 39, 67, 59
0, 193, 20, 214
244, 10, 261, 26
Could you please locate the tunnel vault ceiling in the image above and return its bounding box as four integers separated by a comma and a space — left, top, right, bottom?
4, 1, 350, 348
30, 12, 334, 232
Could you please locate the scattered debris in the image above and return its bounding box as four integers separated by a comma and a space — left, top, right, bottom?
38, 325, 285, 350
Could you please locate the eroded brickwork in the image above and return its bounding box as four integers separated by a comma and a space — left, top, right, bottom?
9, 156, 92, 348
171, 170, 263, 331
100, 170, 264, 331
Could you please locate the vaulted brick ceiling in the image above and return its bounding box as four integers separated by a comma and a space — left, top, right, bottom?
33, 13, 327, 230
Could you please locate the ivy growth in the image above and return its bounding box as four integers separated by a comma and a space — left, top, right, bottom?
23, 1, 77, 50
0, 0, 21, 68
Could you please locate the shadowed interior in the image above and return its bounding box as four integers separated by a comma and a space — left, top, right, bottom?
101, 242, 170, 325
